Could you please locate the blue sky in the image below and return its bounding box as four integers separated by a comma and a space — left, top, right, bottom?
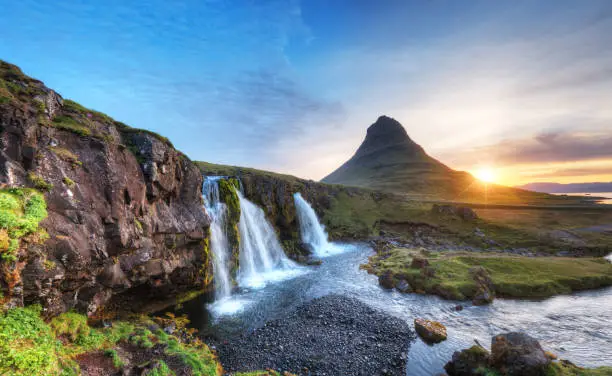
1, 0, 611, 184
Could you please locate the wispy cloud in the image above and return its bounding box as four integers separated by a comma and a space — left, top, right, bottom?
442, 131, 612, 167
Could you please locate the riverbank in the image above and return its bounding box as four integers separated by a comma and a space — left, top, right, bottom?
212, 294, 414, 376
362, 247, 612, 303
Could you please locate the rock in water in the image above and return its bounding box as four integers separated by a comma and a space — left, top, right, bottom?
214, 294, 415, 376
490, 332, 550, 376
445, 345, 490, 376
414, 318, 447, 344
378, 271, 395, 289
470, 266, 495, 305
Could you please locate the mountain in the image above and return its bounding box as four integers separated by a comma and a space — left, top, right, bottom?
519, 182, 612, 193
322, 115, 475, 197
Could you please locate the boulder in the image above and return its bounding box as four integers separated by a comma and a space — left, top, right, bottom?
432, 204, 478, 221
490, 332, 550, 376
444, 345, 491, 376
414, 318, 447, 344
395, 279, 412, 293
411, 256, 430, 269
469, 266, 495, 305
378, 271, 395, 289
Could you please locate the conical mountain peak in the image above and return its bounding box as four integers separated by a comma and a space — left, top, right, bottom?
322, 115, 464, 194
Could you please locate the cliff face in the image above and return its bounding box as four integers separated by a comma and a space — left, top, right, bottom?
0, 61, 211, 316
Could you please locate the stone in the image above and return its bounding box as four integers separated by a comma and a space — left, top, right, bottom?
444, 345, 490, 376
378, 271, 395, 289
395, 279, 412, 293
469, 266, 495, 305
411, 256, 429, 269
490, 332, 550, 376
414, 318, 447, 344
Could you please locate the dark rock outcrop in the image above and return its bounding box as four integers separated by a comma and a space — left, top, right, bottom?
0, 61, 211, 316
445, 332, 551, 376
432, 204, 479, 221
444, 345, 490, 376
490, 332, 550, 376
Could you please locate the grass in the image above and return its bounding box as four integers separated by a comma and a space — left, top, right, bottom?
196, 161, 301, 183
363, 249, 612, 300
51, 115, 91, 137
49, 147, 82, 167
545, 362, 612, 376
27, 172, 53, 192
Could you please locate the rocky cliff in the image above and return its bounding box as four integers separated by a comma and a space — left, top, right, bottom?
0, 60, 211, 316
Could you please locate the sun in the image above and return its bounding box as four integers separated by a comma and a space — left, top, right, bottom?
475, 167, 496, 183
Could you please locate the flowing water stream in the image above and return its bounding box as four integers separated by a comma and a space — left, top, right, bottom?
194, 189, 612, 375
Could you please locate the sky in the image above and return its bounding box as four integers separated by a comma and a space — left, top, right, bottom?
1, 0, 611, 186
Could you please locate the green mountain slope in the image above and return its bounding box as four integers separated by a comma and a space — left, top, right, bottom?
322, 116, 475, 196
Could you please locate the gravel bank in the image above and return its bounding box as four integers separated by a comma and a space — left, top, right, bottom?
213, 294, 414, 376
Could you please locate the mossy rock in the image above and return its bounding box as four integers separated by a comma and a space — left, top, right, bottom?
414, 318, 447, 344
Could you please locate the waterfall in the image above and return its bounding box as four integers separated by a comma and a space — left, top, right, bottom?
294, 192, 341, 257
237, 191, 299, 288
202, 177, 232, 300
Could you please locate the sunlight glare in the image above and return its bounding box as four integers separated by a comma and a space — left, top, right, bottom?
475, 167, 496, 183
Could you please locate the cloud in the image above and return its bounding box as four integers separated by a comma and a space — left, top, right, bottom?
441, 131, 612, 167
525, 165, 612, 178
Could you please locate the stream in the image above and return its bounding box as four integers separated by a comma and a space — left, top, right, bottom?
167, 243, 612, 375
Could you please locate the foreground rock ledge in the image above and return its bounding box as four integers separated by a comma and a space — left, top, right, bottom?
214, 294, 415, 376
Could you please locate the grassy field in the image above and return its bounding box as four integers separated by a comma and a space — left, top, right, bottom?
362, 249, 612, 301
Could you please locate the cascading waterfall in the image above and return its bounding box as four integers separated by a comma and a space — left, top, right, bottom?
237, 191, 299, 288
202, 177, 232, 300
294, 192, 342, 257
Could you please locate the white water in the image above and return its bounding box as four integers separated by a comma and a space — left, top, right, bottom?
294, 192, 345, 257
237, 191, 302, 289
202, 177, 232, 300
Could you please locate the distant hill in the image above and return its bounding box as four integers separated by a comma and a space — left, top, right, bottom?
321, 116, 567, 204
518, 182, 612, 193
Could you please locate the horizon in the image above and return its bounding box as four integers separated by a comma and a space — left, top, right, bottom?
2, 0, 611, 186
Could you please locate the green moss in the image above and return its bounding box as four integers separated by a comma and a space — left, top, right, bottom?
0, 189, 48, 266
104, 349, 124, 368
134, 219, 143, 232
51, 115, 91, 137
49, 147, 82, 167
545, 361, 612, 376
364, 249, 612, 300
62, 177, 75, 187
27, 172, 53, 191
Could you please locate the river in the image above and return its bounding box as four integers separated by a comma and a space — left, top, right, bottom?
168, 243, 612, 375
